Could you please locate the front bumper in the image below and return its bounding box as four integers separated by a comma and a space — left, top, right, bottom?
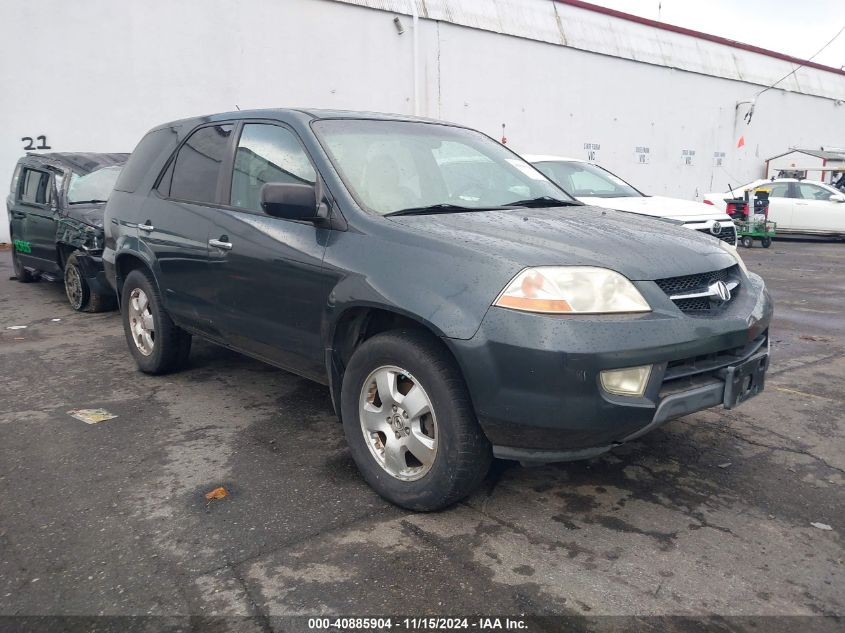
447, 272, 772, 463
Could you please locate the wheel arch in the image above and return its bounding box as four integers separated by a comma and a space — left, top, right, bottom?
55, 241, 88, 270
113, 251, 159, 306
326, 305, 469, 422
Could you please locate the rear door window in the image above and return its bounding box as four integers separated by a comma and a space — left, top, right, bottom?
19, 168, 51, 205
230, 123, 316, 212
169, 124, 234, 204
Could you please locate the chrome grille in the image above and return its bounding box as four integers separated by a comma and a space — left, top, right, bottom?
673, 297, 712, 312
655, 266, 732, 295
655, 265, 740, 314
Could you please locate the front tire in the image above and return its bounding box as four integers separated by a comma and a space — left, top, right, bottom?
64, 252, 114, 312
740, 236, 754, 248
761, 237, 772, 248
341, 330, 492, 511
121, 269, 192, 374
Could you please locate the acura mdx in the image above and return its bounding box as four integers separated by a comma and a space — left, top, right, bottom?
103, 109, 772, 511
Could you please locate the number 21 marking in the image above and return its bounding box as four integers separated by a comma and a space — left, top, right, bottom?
21, 135, 51, 150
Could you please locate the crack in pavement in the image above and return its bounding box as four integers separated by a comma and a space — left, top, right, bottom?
689, 418, 845, 477
228, 564, 275, 633
398, 518, 575, 616
767, 352, 843, 377
191, 505, 397, 581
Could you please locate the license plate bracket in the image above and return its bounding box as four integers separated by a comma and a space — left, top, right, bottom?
720, 351, 769, 409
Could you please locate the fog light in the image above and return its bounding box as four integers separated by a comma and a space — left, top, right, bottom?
600, 365, 652, 397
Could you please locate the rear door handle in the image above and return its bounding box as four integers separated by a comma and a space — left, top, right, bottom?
138, 222, 154, 232
11, 211, 26, 219
209, 238, 233, 250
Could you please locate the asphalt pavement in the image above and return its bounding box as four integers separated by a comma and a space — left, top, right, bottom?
0, 240, 842, 632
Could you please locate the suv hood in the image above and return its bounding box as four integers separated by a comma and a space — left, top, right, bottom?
388, 205, 736, 280
577, 195, 731, 223
65, 202, 106, 228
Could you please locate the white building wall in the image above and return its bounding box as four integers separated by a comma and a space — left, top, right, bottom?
2, 0, 844, 243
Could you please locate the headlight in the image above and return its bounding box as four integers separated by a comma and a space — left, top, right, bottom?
719, 239, 747, 273
494, 266, 651, 314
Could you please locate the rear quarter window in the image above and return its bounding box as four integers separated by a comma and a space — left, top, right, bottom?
114, 126, 181, 193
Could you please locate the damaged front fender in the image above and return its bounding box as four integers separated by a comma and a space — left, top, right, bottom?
56, 217, 104, 253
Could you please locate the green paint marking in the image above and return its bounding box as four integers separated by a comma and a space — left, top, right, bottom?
13, 239, 31, 254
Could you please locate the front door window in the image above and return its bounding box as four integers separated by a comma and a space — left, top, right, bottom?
230, 124, 316, 212
19, 168, 51, 205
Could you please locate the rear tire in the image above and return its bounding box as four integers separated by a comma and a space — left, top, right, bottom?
64, 252, 115, 312
121, 268, 192, 374
761, 237, 772, 248
341, 329, 492, 511
11, 247, 35, 283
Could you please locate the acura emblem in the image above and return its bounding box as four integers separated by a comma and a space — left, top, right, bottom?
710, 280, 731, 302
710, 221, 722, 235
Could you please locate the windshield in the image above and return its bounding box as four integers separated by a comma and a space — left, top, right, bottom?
313, 120, 574, 215
67, 165, 123, 203
533, 161, 642, 199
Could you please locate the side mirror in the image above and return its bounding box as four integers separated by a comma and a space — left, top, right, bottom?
830, 193, 845, 203
260, 182, 319, 220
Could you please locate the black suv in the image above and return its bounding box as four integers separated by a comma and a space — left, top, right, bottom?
104, 109, 772, 511
8, 152, 128, 311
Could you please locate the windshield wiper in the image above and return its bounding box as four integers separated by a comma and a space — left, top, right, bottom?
504, 196, 581, 208
69, 199, 108, 204
386, 197, 580, 216
386, 204, 503, 217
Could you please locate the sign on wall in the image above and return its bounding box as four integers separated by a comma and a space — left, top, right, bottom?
681, 149, 696, 166
713, 151, 725, 167
583, 143, 600, 162
634, 146, 650, 164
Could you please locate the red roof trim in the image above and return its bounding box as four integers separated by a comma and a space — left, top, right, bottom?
555, 0, 845, 78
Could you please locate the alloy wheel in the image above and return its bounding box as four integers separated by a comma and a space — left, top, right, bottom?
358, 365, 438, 481
65, 265, 84, 310
127, 288, 155, 356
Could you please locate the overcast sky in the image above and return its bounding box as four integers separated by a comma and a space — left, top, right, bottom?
583, 0, 845, 69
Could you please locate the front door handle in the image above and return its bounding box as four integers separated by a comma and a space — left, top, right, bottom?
138, 222, 154, 232
209, 238, 233, 250
11, 211, 26, 219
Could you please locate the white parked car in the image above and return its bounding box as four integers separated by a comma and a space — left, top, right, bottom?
703, 178, 845, 237
524, 155, 737, 245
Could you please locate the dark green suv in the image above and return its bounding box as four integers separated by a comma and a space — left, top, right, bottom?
7, 152, 128, 311
104, 109, 772, 511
